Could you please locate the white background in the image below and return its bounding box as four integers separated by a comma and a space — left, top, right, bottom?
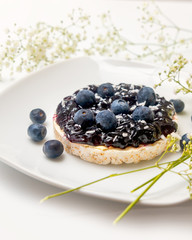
0, 1, 192, 239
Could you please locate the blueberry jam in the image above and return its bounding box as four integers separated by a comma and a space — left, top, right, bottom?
56, 83, 177, 149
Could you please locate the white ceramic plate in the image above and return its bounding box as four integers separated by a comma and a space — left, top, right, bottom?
0, 57, 191, 205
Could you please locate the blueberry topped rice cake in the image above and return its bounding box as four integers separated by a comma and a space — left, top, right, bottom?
53, 83, 177, 164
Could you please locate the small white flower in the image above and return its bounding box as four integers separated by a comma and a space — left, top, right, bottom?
4, 28, 10, 34
171, 143, 181, 152
187, 170, 192, 175
171, 132, 181, 140
6, 40, 11, 46
16, 65, 22, 72
187, 133, 192, 140
5, 62, 10, 67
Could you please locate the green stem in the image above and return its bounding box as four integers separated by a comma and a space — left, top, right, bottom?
153, 1, 178, 29
113, 169, 167, 224
40, 174, 117, 203
155, 143, 172, 167
131, 153, 185, 193
131, 176, 156, 193
40, 160, 177, 203
174, 26, 192, 34
113, 155, 190, 224
40, 165, 157, 203
131, 157, 188, 193
174, 79, 192, 94
134, 37, 192, 60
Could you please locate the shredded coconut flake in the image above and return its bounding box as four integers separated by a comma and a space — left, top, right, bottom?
113, 135, 118, 142
86, 130, 96, 134
116, 115, 123, 119
122, 132, 128, 137
149, 105, 159, 110
138, 120, 147, 124
137, 101, 146, 106
61, 99, 66, 107
129, 89, 139, 93
130, 105, 137, 111
160, 135, 166, 140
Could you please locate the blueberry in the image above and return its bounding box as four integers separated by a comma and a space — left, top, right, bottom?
75, 90, 96, 108
30, 108, 46, 124
170, 99, 185, 113
137, 86, 156, 106
43, 140, 64, 158
97, 83, 114, 98
74, 109, 95, 129
27, 123, 47, 142
96, 110, 117, 132
180, 133, 191, 150
111, 99, 130, 115
132, 106, 154, 122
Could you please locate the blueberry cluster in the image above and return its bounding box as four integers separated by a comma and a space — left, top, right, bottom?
28, 109, 47, 142
56, 83, 178, 149
27, 108, 64, 158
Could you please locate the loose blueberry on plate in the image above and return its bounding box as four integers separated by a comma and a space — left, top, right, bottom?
170, 99, 185, 113
97, 83, 114, 98
43, 140, 64, 158
180, 133, 191, 150
27, 123, 47, 142
74, 109, 95, 129
132, 106, 154, 122
75, 89, 96, 108
111, 99, 130, 115
96, 110, 117, 132
30, 108, 46, 124
137, 86, 156, 106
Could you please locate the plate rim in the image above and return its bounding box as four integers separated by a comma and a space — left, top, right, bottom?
0, 56, 190, 206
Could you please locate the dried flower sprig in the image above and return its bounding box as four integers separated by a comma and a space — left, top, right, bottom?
137, 1, 192, 62
0, 8, 91, 80
1, 2, 192, 80
88, 12, 129, 59
154, 55, 192, 94
40, 133, 192, 224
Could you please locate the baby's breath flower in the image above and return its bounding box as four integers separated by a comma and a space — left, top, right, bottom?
170, 132, 181, 141
187, 133, 192, 140
170, 142, 181, 152
156, 55, 192, 95
4, 28, 10, 34
16, 65, 22, 72
1, 2, 192, 81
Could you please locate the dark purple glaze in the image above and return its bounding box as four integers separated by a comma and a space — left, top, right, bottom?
56, 83, 177, 149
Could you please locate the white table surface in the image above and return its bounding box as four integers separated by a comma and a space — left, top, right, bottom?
0, 1, 192, 239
